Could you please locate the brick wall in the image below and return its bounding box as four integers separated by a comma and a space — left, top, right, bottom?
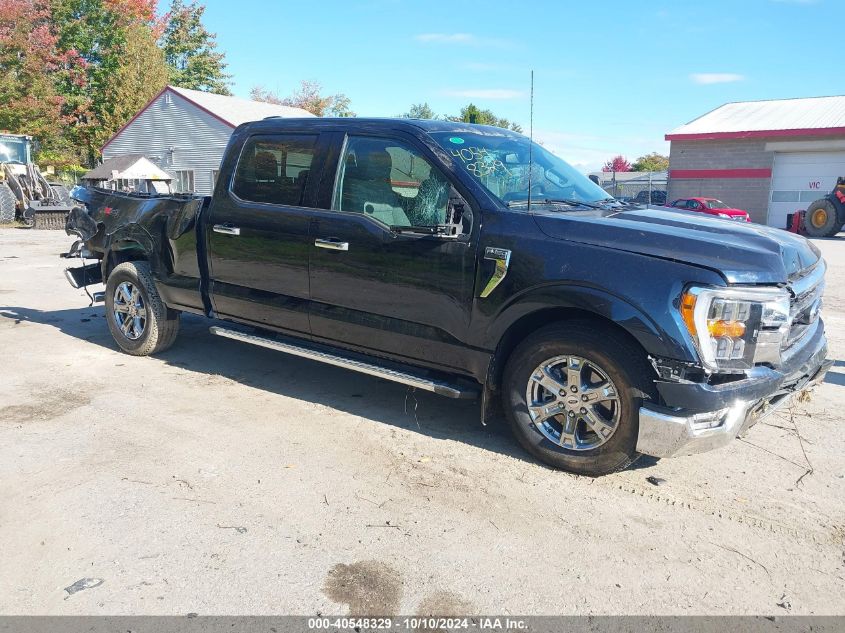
667, 139, 773, 223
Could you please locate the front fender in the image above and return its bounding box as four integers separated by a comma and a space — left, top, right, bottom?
483, 282, 699, 364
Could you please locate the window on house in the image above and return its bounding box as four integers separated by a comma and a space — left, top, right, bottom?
211, 169, 220, 189
173, 170, 195, 193
232, 134, 317, 206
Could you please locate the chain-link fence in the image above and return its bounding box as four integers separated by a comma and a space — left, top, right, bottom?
589, 171, 668, 205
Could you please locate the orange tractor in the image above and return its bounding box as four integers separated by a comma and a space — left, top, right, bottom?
802, 177, 845, 238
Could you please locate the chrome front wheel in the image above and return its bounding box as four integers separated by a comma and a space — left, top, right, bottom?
112, 281, 147, 340
526, 355, 621, 451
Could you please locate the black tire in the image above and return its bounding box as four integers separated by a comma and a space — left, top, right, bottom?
105, 261, 180, 356
804, 199, 843, 238
503, 321, 657, 476
49, 183, 72, 205
0, 182, 16, 224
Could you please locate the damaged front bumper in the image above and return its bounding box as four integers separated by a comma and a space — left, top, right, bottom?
636, 323, 831, 459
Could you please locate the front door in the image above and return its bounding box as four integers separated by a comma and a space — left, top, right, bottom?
207, 132, 322, 335
308, 134, 479, 373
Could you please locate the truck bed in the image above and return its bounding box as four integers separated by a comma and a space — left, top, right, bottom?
67, 185, 210, 313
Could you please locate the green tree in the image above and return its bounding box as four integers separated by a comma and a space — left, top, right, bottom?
50, 0, 171, 162
251, 81, 355, 117
101, 24, 169, 139
631, 152, 670, 172
47, 0, 123, 162
160, 0, 231, 95
449, 103, 522, 132
401, 103, 437, 119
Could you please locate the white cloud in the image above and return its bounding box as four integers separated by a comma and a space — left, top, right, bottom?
414, 33, 476, 43
690, 73, 745, 85
442, 89, 524, 100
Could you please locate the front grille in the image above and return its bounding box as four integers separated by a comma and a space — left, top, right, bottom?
784, 263, 825, 352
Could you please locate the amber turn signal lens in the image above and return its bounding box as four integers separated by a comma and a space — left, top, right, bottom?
680, 292, 697, 336
707, 319, 746, 338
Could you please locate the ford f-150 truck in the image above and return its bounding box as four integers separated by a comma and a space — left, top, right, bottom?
62, 118, 831, 476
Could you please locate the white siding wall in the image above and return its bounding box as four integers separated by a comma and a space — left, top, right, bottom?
102, 90, 234, 195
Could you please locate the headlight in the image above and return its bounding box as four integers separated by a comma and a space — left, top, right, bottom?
679, 286, 790, 371
717, 213, 732, 219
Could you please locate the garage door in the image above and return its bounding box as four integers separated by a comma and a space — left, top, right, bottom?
768, 151, 845, 228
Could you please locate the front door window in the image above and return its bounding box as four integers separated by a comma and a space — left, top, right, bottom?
332, 136, 450, 229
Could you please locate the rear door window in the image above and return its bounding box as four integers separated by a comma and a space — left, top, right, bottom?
232, 134, 317, 207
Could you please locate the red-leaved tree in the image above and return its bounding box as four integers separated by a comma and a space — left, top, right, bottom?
602, 155, 632, 173
0, 0, 74, 153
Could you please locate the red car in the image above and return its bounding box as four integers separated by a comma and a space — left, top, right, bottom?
667, 197, 751, 222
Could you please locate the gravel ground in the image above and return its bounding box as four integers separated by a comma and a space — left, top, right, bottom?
0, 229, 843, 616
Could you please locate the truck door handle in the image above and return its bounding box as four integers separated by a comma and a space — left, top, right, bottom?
315, 238, 349, 251
213, 223, 241, 236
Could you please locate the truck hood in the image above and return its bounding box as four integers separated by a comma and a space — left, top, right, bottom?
532, 207, 821, 284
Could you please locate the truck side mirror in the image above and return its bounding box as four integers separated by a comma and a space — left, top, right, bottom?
448, 187, 472, 234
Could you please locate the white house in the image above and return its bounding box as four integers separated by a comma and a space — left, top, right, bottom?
101, 85, 314, 195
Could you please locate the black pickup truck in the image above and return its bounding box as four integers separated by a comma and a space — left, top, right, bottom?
62, 118, 831, 475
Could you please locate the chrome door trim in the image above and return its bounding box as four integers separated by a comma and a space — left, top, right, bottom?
479, 247, 511, 298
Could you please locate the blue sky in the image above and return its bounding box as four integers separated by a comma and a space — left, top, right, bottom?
200, 0, 838, 172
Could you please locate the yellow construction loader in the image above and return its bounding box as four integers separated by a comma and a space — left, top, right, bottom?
0, 133, 74, 229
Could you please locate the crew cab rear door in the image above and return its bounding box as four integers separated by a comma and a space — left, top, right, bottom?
206, 132, 329, 335
306, 131, 481, 374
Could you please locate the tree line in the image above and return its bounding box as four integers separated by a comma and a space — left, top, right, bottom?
603, 153, 669, 173
399, 102, 522, 132
247, 91, 523, 133
0, 0, 230, 172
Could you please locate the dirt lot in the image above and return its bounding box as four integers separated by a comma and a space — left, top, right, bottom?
0, 228, 844, 616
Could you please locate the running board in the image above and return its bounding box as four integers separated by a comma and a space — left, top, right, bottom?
209, 326, 476, 399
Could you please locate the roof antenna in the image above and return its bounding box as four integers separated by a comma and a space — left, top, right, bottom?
527, 70, 534, 212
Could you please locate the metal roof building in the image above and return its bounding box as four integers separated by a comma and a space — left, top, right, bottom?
101, 86, 314, 196
666, 95, 845, 228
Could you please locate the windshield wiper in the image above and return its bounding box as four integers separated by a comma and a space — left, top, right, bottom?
506, 198, 604, 210
597, 197, 640, 208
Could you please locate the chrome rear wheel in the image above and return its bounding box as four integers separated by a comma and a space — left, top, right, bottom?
112, 281, 147, 341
